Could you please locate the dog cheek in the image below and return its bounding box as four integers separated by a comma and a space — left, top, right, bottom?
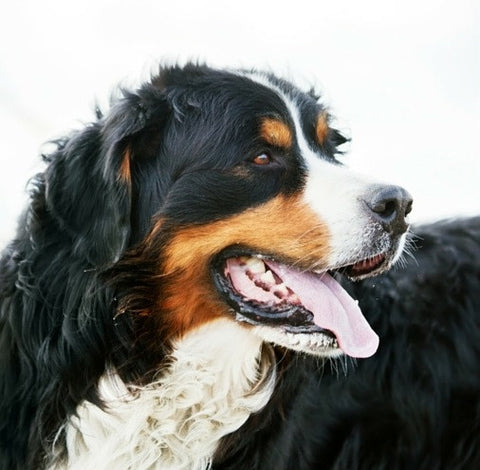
154, 195, 332, 338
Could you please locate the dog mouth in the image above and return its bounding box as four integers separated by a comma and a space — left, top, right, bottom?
212, 249, 388, 358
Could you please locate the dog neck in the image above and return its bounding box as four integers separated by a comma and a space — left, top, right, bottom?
50, 319, 276, 470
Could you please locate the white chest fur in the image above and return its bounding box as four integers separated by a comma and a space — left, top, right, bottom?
50, 319, 275, 470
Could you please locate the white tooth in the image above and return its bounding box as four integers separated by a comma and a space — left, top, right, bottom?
246, 257, 266, 274
260, 270, 275, 285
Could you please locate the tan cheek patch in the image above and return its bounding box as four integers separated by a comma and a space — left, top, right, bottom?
316, 112, 329, 146
260, 118, 293, 149
159, 194, 331, 336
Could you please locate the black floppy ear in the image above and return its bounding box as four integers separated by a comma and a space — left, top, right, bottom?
44, 88, 169, 266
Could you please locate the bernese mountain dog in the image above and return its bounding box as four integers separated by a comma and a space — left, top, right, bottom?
1, 64, 478, 470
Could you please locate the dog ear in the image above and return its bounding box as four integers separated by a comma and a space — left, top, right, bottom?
44, 88, 170, 266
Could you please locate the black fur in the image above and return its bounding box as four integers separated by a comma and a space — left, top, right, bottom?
214, 217, 480, 469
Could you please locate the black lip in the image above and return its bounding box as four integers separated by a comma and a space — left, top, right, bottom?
341, 252, 388, 279
340, 240, 404, 281
210, 247, 334, 335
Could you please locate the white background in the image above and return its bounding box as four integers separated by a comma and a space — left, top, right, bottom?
1, 0, 479, 246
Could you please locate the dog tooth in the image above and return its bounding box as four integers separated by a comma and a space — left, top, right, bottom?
259, 270, 275, 285
245, 257, 266, 274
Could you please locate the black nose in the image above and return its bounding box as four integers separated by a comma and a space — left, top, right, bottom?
364, 185, 413, 234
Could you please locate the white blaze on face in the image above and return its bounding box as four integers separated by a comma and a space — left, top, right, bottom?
301, 147, 387, 268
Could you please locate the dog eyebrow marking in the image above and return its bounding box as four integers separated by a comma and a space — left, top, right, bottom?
260, 118, 293, 149
315, 112, 329, 146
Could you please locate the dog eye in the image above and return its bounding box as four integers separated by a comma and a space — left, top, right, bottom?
252, 153, 272, 165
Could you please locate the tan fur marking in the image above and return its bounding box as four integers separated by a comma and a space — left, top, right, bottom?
159, 194, 331, 336
119, 148, 132, 183
316, 112, 329, 146
260, 118, 293, 149
144, 217, 164, 247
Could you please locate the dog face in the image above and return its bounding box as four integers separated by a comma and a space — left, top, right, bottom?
47, 64, 411, 364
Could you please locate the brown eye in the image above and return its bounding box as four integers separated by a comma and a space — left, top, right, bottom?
252, 153, 272, 165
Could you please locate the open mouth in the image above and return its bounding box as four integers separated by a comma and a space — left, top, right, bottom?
212, 249, 387, 358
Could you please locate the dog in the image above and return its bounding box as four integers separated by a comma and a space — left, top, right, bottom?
0, 62, 448, 470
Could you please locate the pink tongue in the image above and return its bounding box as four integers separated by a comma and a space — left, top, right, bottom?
266, 261, 379, 358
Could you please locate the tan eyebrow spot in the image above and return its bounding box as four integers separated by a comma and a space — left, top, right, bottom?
316, 112, 329, 146
260, 118, 293, 149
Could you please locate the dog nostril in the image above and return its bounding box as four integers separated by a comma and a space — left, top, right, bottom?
371, 198, 397, 219
364, 185, 412, 234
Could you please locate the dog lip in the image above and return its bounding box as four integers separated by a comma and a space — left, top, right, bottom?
327, 251, 390, 281
350, 252, 387, 275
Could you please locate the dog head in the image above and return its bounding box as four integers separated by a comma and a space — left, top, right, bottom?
45, 64, 412, 366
